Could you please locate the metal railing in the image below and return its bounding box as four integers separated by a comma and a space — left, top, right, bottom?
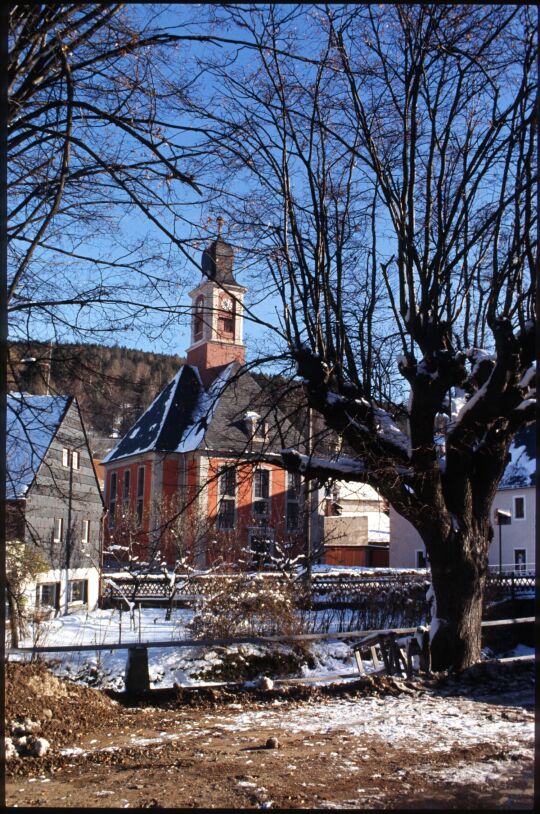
7, 616, 535, 655
100, 567, 535, 608
487, 563, 535, 576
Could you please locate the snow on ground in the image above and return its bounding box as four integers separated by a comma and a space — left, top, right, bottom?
48, 680, 535, 778
425, 756, 531, 787
11, 606, 371, 690
200, 692, 533, 754
10, 605, 533, 693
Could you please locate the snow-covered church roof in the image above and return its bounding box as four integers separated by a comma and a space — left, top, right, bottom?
102, 363, 213, 463
102, 361, 302, 464
6, 393, 71, 499
499, 424, 536, 489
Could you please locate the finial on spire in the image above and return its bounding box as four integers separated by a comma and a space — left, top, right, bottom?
216, 215, 224, 238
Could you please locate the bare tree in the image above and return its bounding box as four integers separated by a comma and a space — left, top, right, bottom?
6, 4, 230, 569
7, 4, 242, 362
181, 4, 536, 670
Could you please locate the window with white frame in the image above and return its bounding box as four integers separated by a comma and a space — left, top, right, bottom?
286, 472, 301, 531
123, 469, 131, 504
81, 519, 90, 544
217, 466, 236, 530
513, 495, 525, 520
514, 549, 526, 572
36, 583, 59, 610
136, 466, 145, 526
253, 468, 270, 517
68, 579, 88, 604
62, 447, 81, 468
109, 472, 117, 528
245, 412, 268, 442
53, 517, 64, 543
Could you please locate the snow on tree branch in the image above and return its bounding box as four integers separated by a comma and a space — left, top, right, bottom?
281, 448, 413, 482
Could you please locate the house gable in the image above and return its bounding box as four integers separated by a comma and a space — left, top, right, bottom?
6, 393, 71, 500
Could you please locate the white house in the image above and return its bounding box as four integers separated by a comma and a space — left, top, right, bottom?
489, 424, 535, 572
390, 424, 535, 572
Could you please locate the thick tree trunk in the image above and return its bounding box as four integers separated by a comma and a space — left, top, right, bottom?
427, 532, 489, 672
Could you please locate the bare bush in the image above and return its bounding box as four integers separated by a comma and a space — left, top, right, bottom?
189, 571, 306, 639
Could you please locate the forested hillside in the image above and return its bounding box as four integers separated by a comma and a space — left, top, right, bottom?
8, 341, 184, 439
8, 342, 401, 458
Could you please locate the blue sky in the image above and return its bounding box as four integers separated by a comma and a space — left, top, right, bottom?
9, 3, 286, 362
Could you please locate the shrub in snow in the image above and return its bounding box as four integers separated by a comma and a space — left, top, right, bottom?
189, 571, 305, 639
5, 540, 50, 648
190, 643, 312, 683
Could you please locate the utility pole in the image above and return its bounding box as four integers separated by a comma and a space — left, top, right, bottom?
304, 406, 313, 596
63, 439, 85, 615
64, 450, 74, 615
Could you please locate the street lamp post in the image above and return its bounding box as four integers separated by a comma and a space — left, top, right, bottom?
495, 509, 512, 576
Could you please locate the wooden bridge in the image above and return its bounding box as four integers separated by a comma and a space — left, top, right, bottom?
8, 617, 534, 695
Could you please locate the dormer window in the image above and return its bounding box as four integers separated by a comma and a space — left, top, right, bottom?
244, 411, 268, 441
194, 296, 205, 339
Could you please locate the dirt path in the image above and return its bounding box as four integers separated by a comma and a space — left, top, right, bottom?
5, 661, 535, 809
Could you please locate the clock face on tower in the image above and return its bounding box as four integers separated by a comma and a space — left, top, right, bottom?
221, 297, 233, 311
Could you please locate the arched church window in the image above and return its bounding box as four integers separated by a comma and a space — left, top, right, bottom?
194, 296, 205, 338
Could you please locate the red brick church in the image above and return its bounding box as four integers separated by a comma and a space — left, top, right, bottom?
102, 236, 307, 569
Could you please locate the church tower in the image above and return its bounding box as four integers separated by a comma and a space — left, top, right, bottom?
186, 224, 247, 385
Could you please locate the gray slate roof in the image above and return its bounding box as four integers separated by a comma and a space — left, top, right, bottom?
6, 393, 71, 499
103, 362, 303, 464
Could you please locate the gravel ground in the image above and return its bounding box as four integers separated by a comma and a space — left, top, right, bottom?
4, 658, 535, 809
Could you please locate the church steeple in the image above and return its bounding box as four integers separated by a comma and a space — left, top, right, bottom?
186, 227, 247, 384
